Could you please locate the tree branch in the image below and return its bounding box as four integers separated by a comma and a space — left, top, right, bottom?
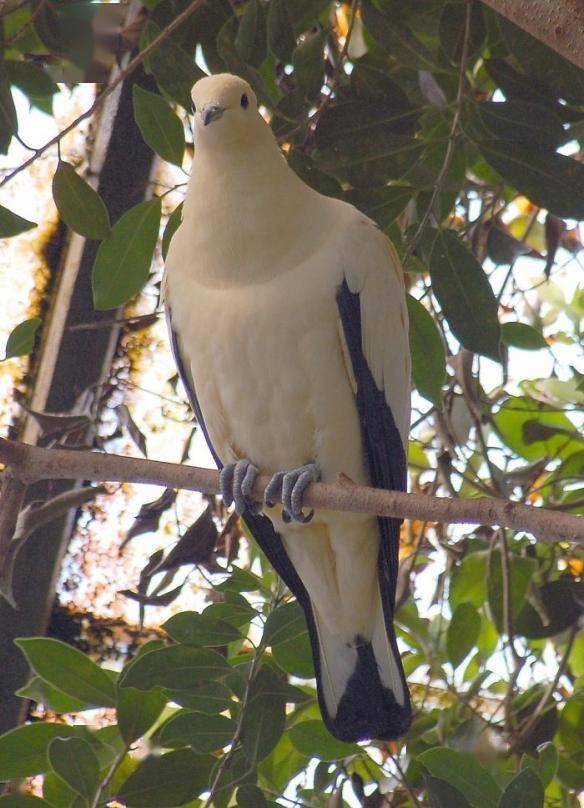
0, 437, 582, 547
480, 0, 584, 69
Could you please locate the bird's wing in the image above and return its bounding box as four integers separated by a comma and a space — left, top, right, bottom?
337, 217, 410, 633
164, 298, 314, 608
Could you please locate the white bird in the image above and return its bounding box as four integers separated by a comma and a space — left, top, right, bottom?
163, 73, 412, 742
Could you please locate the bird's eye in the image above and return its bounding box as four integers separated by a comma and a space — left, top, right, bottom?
240, 93, 249, 109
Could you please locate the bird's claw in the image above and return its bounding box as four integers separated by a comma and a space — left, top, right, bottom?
264, 463, 320, 523
220, 459, 261, 515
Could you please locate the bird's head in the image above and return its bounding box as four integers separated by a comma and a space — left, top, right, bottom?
191, 73, 261, 147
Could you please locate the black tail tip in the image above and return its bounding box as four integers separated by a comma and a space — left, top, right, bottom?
324, 637, 412, 743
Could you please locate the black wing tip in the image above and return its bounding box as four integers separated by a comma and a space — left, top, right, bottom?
322, 637, 412, 744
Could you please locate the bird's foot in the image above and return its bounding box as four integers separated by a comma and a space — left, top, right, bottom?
219, 459, 261, 516
264, 462, 320, 524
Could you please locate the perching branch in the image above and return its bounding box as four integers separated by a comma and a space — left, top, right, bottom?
0, 437, 582, 548
480, 0, 584, 70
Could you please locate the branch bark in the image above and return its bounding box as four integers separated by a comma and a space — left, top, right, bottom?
0, 437, 582, 546
480, 0, 584, 69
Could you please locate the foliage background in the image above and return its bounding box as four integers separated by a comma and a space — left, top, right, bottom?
0, 0, 583, 806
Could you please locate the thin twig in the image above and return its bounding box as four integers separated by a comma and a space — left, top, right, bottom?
404, 0, 472, 260
0, 437, 582, 546
0, 0, 205, 189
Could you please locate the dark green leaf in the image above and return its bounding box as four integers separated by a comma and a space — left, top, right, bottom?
52, 161, 111, 239
92, 198, 161, 310
120, 644, 231, 691
557, 755, 584, 790
164, 681, 232, 714
141, 22, 204, 110
498, 768, 543, 808
163, 611, 242, 646
515, 580, 581, 639
235, 0, 267, 67
429, 229, 501, 361
133, 86, 185, 167
155, 711, 235, 752
423, 774, 471, 808
449, 550, 488, 610
117, 686, 167, 744
439, 2, 484, 64
0, 66, 17, 154
42, 770, 82, 807
48, 737, 99, 801
5, 61, 58, 115
418, 748, 501, 808
316, 99, 418, 149
16, 676, 89, 713
0, 204, 37, 238
559, 693, 584, 753
487, 552, 537, 634
237, 784, 268, 808
116, 748, 214, 807
263, 600, 307, 648
345, 186, 414, 232
361, 0, 437, 71
501, 322, 547, 351
447, 603, 481, 668
267, 0, 296, 62
3, 317, 41, 359
241, 668, 286, 764
0, 798, 54, 806
406, 294, 446, 406
0, 723, 81, 780
486, 223, 532, 266
319, 131, 423, 188
292, 29, 326, 100
161, 201, 183, 260
484, 58, 553, 106
15, 637, 116, 707
287, 151, 343, 197
289, 720, 359, 762
535, 742, 558, 788
477, 101, 565, 150
204, 598, 256, 628
478, 140, 584, 219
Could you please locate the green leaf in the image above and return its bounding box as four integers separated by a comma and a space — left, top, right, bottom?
119, 644, 231, 692
133, 86, 185, 167
0, 67, 17, 155
15, 637, 117, 707
237, 785, 268, 808
235, 0, 267, 67
92, 198, 161, 310
3, 317, 41, 359
263, 600, 307, 648
418, 748, 501, 808
515, 580, 581, 639
204, 597, 256, 628
501, 322, 547, 351
141, 22, 204, 109
0, 204, 37, 238
447, 603, 481, 668
5, 61, 58, 115
557, 754, 584, 790
559, 692, 584, 753
16, 675, 90, 713
361, 0, 437, 70
164, 681, 232, 714
487, 552, 537, 634
267, 0, 296, 62
316, 99, 418, 148
320, 132, 423, 188
155, 711, 235, 753
423, 774, 471, 808
344, 186, 414, 232
535, 742, 558, 788
476, 101, 565, 151
406, 294, 446, 406
117, 686, 167, 744
494, 395, 579, 461
450, 550, 488, 610
241, 668, 286, 764
292, 29, 326, 100
477, 140, 584, 219
116, 748, 214, 807
48, 737, 100, 801
163, 611, 242, 646
289, 720, 359, 762
52, 161, 111, 239
161, 201, 183, 260
0, 798, 54, 806
429, 229, 501, 361
270, 614, 314, 678
42, 769, 83, 807
0, 723, 80, 780
498, 768, 543, 808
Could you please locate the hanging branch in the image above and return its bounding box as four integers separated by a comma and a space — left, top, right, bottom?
0, 437, 582, 550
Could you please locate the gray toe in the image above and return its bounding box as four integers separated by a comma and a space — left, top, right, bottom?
264, 471, 285, 509
219, 463, 236, 507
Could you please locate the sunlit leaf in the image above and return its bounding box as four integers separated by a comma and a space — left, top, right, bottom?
406, 294, 446, 406
501, 322, 547, 351
3, 317, 41, 359
289, 720, 358, 762
0, 204, 37, 238
447, 603, 481, 668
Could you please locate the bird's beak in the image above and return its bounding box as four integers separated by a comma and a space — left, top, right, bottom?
201, 104, 225, 126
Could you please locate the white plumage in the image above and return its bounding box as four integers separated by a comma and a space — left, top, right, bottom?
164, 74, 411, 741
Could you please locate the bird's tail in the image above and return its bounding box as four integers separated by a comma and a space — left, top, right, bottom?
312, 583, 411, 743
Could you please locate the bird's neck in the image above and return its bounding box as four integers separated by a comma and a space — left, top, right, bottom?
180, 130, 321, 286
